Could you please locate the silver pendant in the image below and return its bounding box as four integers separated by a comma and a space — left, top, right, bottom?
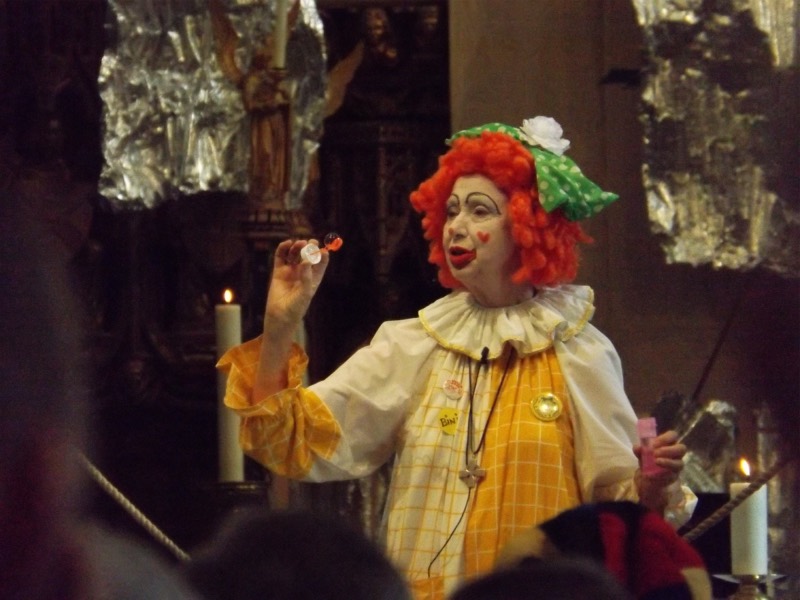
459, 459, 486, 488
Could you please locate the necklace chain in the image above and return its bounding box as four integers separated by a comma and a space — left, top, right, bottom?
460, 348, 513, 488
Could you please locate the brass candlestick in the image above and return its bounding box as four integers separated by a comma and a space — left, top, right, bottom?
715, 574, 785, 600
729, 575, 768, 600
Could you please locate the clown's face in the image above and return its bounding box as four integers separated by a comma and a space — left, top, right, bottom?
443, 175, 530, 307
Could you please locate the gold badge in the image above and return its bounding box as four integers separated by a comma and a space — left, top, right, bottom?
531, 393, 562, 421
437, 408, 459, 435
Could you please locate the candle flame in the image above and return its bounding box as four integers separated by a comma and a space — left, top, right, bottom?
739, 457, 751, 478
223, 289, 234, 304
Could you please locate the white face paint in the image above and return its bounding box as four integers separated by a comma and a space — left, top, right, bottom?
443, 174, 528, 307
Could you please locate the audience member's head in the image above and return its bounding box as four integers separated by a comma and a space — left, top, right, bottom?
184, 507, 411, 600
1, 196, 199, 599
497, 501, 712, 600
0, 192, 89, 599
449, 557, 633, 600
78, 522, 201, 600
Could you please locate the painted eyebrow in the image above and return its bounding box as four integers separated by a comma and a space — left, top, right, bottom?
465, 191, 500, 212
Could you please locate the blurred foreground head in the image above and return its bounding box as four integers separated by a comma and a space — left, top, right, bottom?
184, 508, 411, 600
450, 556, 633, 600
0, 193, 89, 599
497, 501, 712, 600
0, 196, 199, 600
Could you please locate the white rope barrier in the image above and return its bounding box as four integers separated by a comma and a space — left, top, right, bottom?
79, 452, 191, 562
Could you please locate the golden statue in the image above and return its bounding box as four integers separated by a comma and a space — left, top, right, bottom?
209, 0, 298, 213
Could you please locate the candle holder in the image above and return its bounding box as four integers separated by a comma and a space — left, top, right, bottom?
715, 574, 784, 599
203, 480, 270, 526
729, 575, 768, 600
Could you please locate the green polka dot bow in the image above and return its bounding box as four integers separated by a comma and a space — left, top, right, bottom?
447, 117, 618, 221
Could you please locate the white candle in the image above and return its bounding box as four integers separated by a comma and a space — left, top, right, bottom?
730, 462, 768, 575
215, 289, 244, 482
272, 0, 289, 69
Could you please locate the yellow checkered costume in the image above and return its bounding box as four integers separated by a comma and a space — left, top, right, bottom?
219, 286, 651, 599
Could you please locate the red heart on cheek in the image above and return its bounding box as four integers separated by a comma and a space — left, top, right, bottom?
477, 231, 490, 243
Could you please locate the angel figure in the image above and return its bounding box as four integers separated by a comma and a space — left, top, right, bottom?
210, 0, 299, 212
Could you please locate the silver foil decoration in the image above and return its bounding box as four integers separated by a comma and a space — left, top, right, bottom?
679, 400, 739, 492
98, 0, 326, 210
653, 392, 739, 492
634, 0, 799, 276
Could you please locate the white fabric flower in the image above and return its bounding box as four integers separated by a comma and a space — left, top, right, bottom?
520, 116, 570, 156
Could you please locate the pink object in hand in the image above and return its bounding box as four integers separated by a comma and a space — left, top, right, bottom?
637, 417, 666, 476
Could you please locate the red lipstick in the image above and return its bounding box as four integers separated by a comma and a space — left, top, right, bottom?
449, 246, 476, 269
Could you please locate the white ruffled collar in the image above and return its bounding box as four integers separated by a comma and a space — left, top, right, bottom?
418, 285, 595, 361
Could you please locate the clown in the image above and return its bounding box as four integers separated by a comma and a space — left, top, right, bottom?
218, 117, 695, 600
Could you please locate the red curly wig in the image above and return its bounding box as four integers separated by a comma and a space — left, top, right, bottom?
409, 130, 592, 289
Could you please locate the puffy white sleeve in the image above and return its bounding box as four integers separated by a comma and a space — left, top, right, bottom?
555, 323, 697, 527
305, 318, 439, 481
554, 323, 640, 503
